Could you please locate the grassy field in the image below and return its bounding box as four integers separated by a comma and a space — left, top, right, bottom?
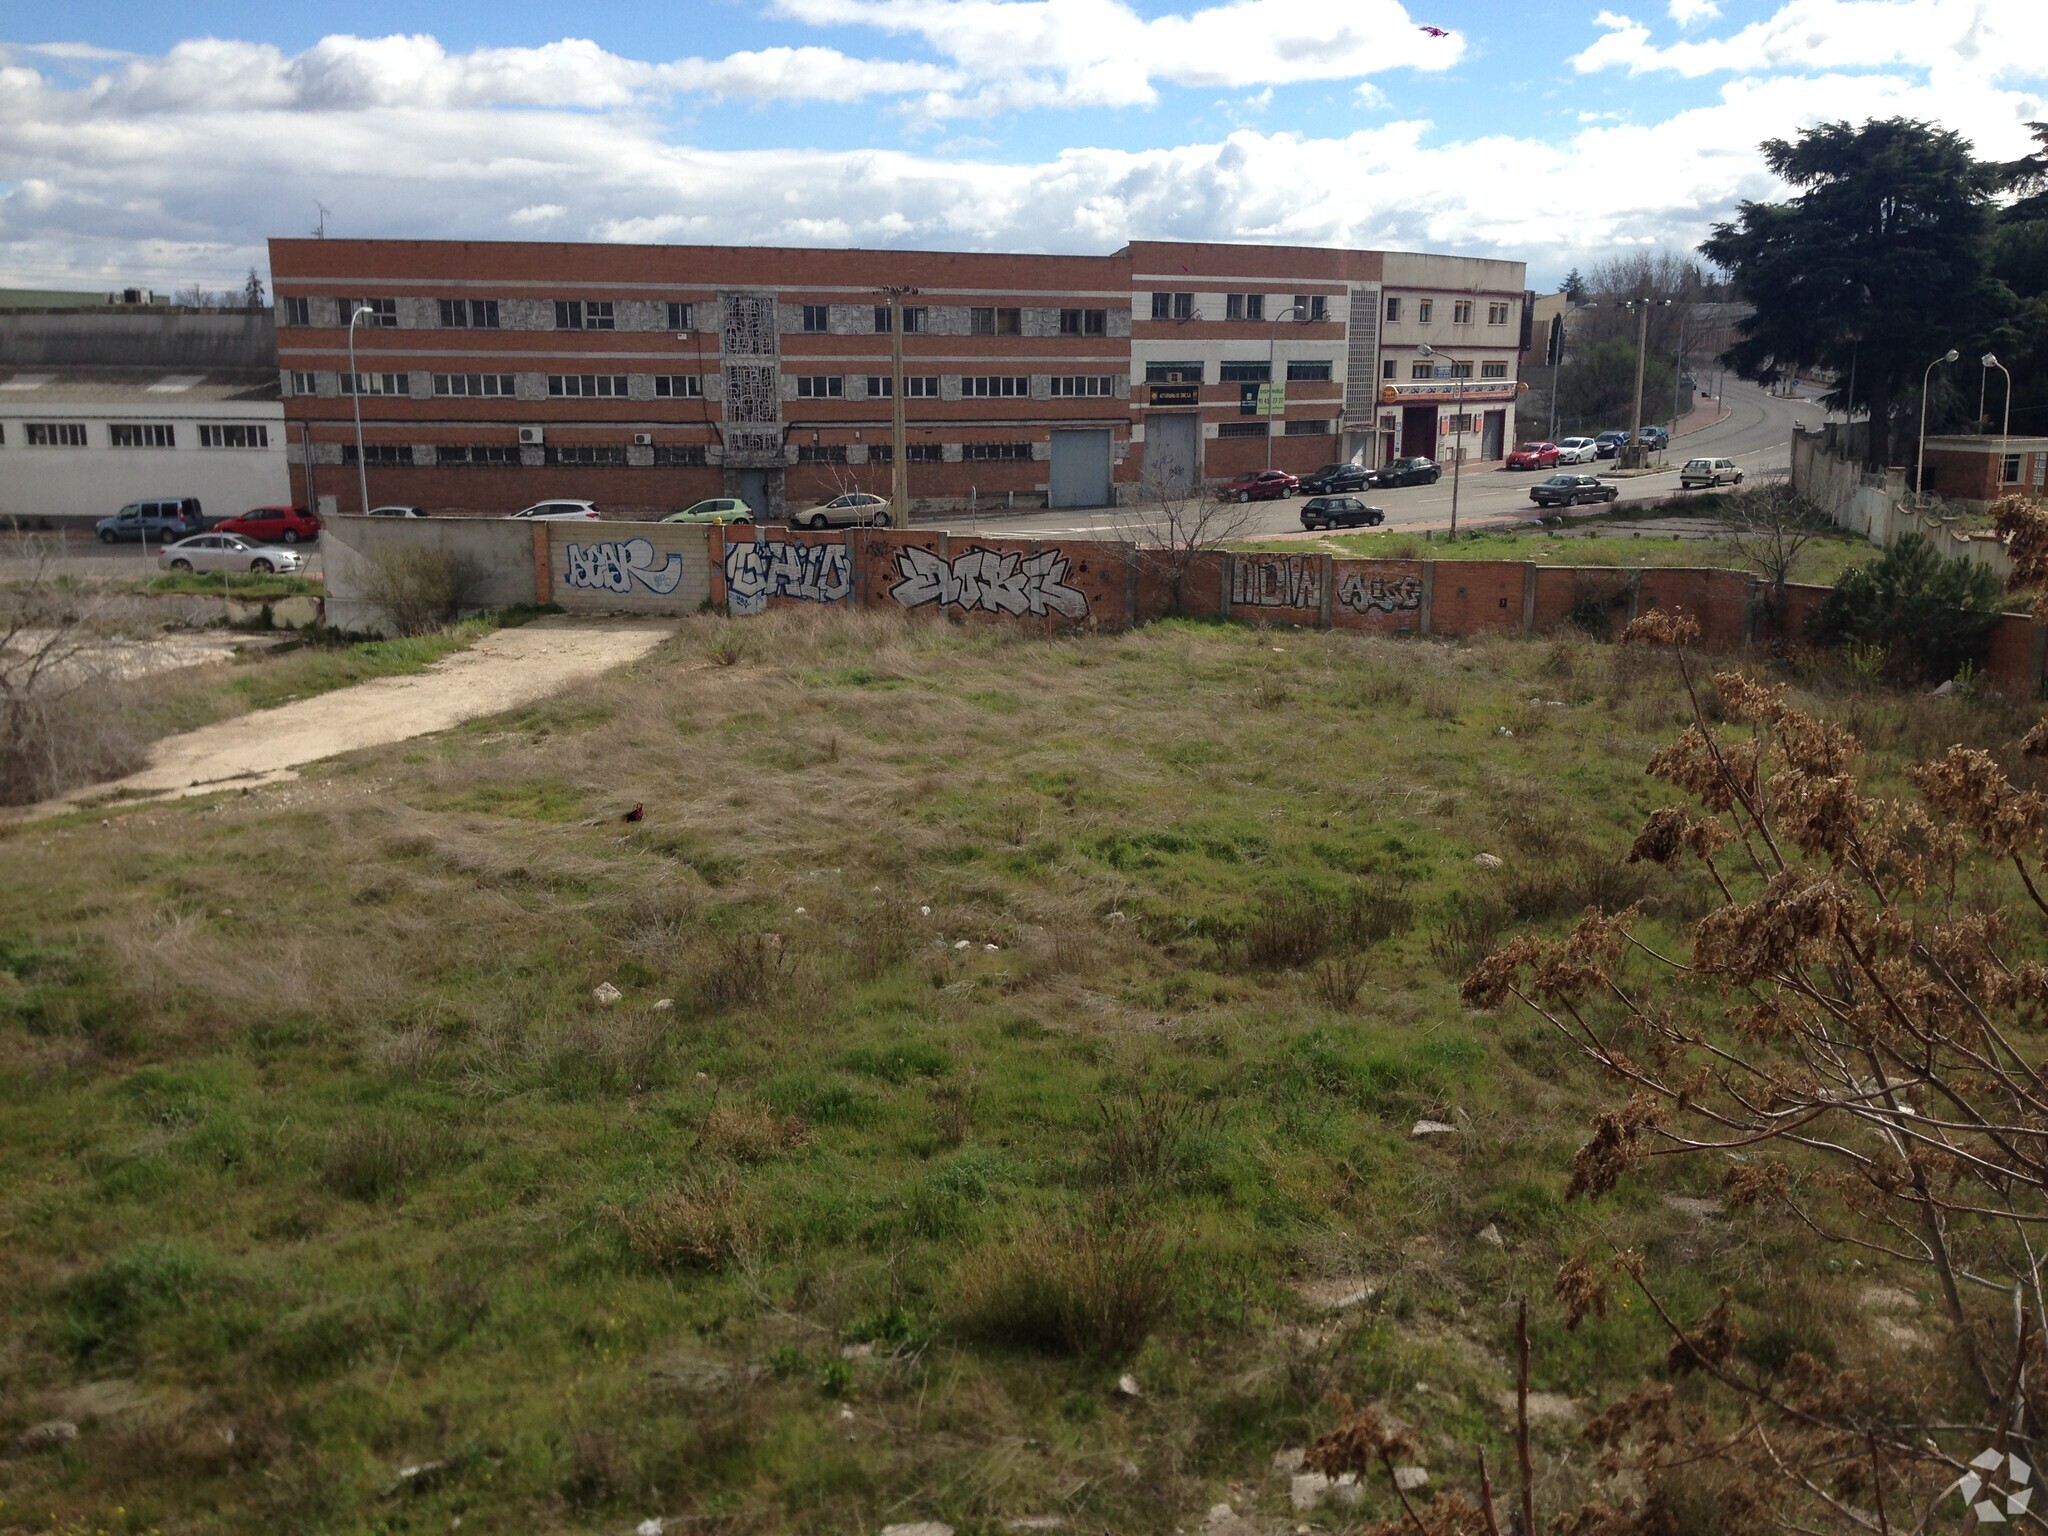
0, 610, 2023, 1534
133, 571, 324, 603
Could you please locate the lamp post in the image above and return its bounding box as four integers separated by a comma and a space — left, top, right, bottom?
1984, 352, 2013, 490
880, 286, 919, 517
1417, 343, 1468, 537
346, 304, 373, 515
1265, 302, 1307, 470
1619, 296, 1669, 469
1916, 348, 1959, 503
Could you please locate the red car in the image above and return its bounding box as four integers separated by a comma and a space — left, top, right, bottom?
1217, 469, 1299, 503
1505, 441, 1563, 471
216, 505, 323, 543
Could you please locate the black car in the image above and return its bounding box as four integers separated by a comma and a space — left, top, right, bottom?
1593, 431, 1629, 459
1372, 457, 1441, 488
1529, 473, 1619, 509
1298, 461, 1373, 495
1299, 495, 1386, 530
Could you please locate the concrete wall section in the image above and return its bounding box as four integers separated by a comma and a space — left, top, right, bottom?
320, 513, 543, 632
545, 521, 711, 615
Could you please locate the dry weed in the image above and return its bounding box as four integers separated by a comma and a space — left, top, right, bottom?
615, 1171, 756, 1271
698, 1102, 812, 1163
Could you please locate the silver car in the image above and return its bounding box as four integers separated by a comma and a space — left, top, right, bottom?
792, 492, 893, 530
158, 533, 305, 575
508, 500, 602, 521
1556, 437, 1599, 465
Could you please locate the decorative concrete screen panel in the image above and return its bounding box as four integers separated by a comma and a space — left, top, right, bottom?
545, 521, 711, 614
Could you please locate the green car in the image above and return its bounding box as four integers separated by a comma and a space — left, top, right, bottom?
662, 497, 754, 525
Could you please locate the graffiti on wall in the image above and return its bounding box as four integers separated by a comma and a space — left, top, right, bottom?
890, 545, 1090, 619
563, 538, 684, 596
1231, 555, 1322, 610
1337, 570, 1424, 615
724, 538, 852, 616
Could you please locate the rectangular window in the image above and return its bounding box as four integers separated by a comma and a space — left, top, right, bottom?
1448, 361, 1473, 379
667, 301, 694, 331
434, 373, 516, 397
1226, 293, 1245, 320
438, 298, 499, 328
1481, 361, 1508, 380
1383, 360, 1397, 379
1453, 300, 1473, 325
902, 306, 925, 333
554, 300, 614, 331
970, 307, 995, 335
1247, 294, 1265, 321
866, 375, 893, 398
795, 376, 844, 399
1446, 413, 1476, 433
1172, 293, 1194, 321
1219, 361, 1270, 383
907, 443, 942, 464
340, 372, 406, 396
1151, 292, 1172, 321
1411, 362, 1433, 379
1048, 376, 1115, 397
544, 444, 627, 465
1060, 308, 1108, 335
547, 374, 628, 398
801, 304, 829, 333
108, 423, 175, 448
2005, 453, 2024, 484
1295, 295, 1329, 322
1488, 301, 1510, 325
797, 444, 848, 463
906, 376, 940, 398
340, 297, 397, 327
653, 444, 707, 466
1418, 300, 1433, 323
1285, 418, 1333, 436
1217, 421, 1268, 438
1385, 296, 1401, 323
199, 424, 269, 449
25, 422, 87, 447
961, 375, 1028, 398
962, 442, 1031, 462
653, 375, 703, 398
342, 444, 410, 465
1286, 360, 1333, 382
289, 371, 317, 395
435, 444, 519, 467
281, 296, 310, 326
875, 305, 893, 333
1145, 360, 1202, 384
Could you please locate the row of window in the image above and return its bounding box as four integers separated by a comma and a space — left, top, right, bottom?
5, 422, 269, 449
1384, 296, 1512, 326
1150, 293, 1333, 323
1216, 420, 1337, 438
1143, 360, 1337, 384
1378, 359, 1510, 380
335, 441, 1054, 467
295, 370, 1121, 400
285, 295, 1126, 336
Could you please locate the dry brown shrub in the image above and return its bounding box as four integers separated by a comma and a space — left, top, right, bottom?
947, 1206, 1174, 1358
697, 1102, 811, 1163
614, 1171, 755, 1271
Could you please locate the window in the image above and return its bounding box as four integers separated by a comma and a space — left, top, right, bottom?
961, 375, 1028, 398
544, 444, 627, 465
1225, 293, 1264, 321
1150, 292, 1194, 321
1418, 300, 1433, 323
906, 376, 940, 398
667, 301, 694, 331
653, 444, 707, 466
795, 376, 844, 399
963, 442, 1030, 462
1453, 300, 1473, 325
1382, 360, 1397, 380
879, 306, 928, 332
866, 375, 893, 398
554, 300, 613, 330
1217, 421, 1268, 438
340, 297, 396, 327
1219, 361, 1270, 383
874, 305, 893, 333
1294, 295, 1329, 322
1060, 308, 1108, 335
342, 444, 411, 465
653, 375, 703, 399
1385, 296, 1401, 323
907, 443, 942, 464
801, 304, 829, 332
1411, 362, 1434, 380
1445, 413, 1475, 433
1145, 360, 1202, 384
548, 374, 628, 397
434, 373, 516, 397
1448, 361, 1473, 379
1285, 419, 1333, 436
2006, 453, 2025, 485
1049, 376, 1114, 397
340, 372, 406, 396
438, 298, 499, 328
1286, 360, 1332, 382
199, 424, 269, 449
436, 444, 519, 467
797, 444, 848, 463
281, 296, 310, 326
109, 423, 175, 449
289, 371, 317, 395
1488, 302, 1510, 325
969, 307, 1022, 336
25, 423, 86, 447
1481, 361, 1508, 380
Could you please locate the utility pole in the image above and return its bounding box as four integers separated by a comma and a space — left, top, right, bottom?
1621, 296, 1667, 470
1265, 302, 1306, 470
883, 286, 917, 516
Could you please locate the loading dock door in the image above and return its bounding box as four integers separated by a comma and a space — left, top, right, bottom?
1049, 428, 1112, 509
1401, 405, 1438, 459
1142, 413, 1200, 499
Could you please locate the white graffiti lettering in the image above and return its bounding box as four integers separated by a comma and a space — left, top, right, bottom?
1337, 571, 1424, 614
562, 538, 684, 596
890, 545, 1089, 619
1231, 555, 1321, 610
724, 538, 852, 616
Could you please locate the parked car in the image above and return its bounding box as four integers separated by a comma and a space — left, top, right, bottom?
1529, 473, 1619, 509
1636, 425, 1671, 451
1299, 496, 1386, 530
215, 505, 322, 543
1371, 457, 1442, 488
663, 497, 755, 525
1297, 462, 1373, 495
367, 504, 424, 518
1556, 437, 1599, 465
508, 500, 602, 521
792, 492, 893, 530
94, 497, 205, 543
157, 533, 304, 575
1593, 431, 1629, 459
1218, 469, 1298, 503
1505, 441, 1562, 471
1679, 457, 1743, 489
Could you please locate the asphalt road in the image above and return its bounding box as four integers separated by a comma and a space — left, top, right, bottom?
0, 530, 324, 584
927, 376, 1825, 542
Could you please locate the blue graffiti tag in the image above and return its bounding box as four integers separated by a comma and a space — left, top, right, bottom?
724, 538, 852, 616
562, 538, 684, 596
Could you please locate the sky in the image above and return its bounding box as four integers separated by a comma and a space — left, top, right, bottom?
2, 0, 2045, 294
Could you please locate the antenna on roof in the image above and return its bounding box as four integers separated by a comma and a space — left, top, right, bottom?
313, 201, 330, 239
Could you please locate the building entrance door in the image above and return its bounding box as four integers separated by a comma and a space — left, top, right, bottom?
1142, 413, 1200, 498
731, 468, 770, 518
1481, 409, 1505, 460
1049, 429, 1112, 508
1400, 405, 1438, 460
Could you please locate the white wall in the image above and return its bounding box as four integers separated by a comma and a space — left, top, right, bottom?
0, 400, 288, 524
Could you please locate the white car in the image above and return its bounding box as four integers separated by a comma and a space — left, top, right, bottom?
1679, 457, 1744, 489
791, 492, 893, 530
368, 504, 424, 518
1556, 437, 1599, 465
508, 500, 602, 521
157, 533, 304, 575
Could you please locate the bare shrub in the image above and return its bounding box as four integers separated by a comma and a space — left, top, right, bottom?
931, 1076, 979, 1146
1419, 678, 1461, 721
698, 932, 796, 1011
1093, 1087, 1216, 1188
320, 1116, 468, 1201
1426, 891, 1508, 979
363, 545, 460, 636
698, 1102, 811, 1163
947, 1206, 1174, 1358
1311, 953, 1367, 1011
1240, 888, 1329, 969
0, 543, 142, 804
614, 1172, 755, 1271
706, 626, 755, 667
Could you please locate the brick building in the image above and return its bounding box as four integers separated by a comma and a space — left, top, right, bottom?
268, 237, 1527, 518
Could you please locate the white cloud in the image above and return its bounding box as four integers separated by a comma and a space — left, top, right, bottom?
1576, 0, 2048, 81
507, 203, 565, 226
1668, 0, 1721, 25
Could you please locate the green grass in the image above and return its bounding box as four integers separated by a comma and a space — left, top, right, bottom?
133, 570, 324, 602
0, 609, 2024, 1533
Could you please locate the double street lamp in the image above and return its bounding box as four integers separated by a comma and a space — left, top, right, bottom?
1416, 343, 1467, 538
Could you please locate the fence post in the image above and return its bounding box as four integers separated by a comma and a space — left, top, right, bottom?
1627, 569, 1644, 624
1521, 564, 1537, 636
532, 522, 551, 606
1419, 561, 1435, 636
1220, 552, 1234, 619
1124, 549, 1139, 629
844, 527, 859, 613
2033, 620, 2047, 699
1320, 554, 1334, 629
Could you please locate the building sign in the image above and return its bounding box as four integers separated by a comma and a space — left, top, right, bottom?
1382, 382, 1519, 404
1150, 383, 1200, 406
1238, 383, 1287, 415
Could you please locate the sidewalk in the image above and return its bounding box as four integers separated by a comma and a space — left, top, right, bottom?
1673, 395, 1730, 439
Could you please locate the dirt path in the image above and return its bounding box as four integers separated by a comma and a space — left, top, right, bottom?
32, 615, 675, 816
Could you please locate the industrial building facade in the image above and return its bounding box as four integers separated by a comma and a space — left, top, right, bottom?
268, 237, 1528, 518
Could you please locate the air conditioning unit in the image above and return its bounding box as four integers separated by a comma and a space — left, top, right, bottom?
633, 433, 652, 447
518, 426, 545, 446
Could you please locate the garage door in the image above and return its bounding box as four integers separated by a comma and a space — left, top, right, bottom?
1142, 413, 1200, 499
1048, 428, 1112, 509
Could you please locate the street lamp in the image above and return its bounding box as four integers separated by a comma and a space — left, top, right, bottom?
1984, 352, 2013, 491
1417, 343, 1469, 538
1618, 296, 1670, 470
1265, 302, 1307, 470
1916, 348, 1959, 503
346, 304, 374, 515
